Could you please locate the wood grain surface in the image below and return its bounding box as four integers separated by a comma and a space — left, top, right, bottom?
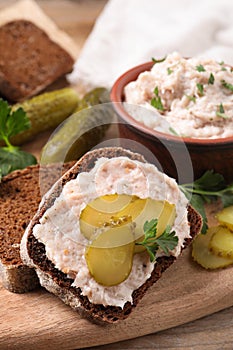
0, 1, 233, 349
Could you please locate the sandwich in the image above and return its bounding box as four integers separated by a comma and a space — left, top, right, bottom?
20, 147, 202, 323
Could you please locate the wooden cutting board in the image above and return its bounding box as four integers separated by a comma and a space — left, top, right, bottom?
0, 241, 232, 350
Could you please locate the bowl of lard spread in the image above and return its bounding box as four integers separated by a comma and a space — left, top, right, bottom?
110, 52, 233, 183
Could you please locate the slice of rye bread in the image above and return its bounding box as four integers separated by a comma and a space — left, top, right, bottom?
0, 161, 75, 293
20, 147, 203, 324
0, 20, 74, 102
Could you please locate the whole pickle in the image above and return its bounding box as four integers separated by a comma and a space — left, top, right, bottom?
9, 87, 79, 146
41, 88, 113, 164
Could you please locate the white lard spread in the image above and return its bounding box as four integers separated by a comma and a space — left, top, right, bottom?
124, 52, 233, 139
33, 156, 190, 308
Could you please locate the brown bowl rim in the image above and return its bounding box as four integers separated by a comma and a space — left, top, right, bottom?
110, 61, 233, 147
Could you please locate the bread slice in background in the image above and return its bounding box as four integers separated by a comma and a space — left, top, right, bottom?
20, 147, 202, 323
0, 20, 74, 101
0, 162, 74, 293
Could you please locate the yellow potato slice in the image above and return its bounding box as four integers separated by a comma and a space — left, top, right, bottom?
216, 205, 233, 231
192, 227, 233, 269
209, 226, 233, 259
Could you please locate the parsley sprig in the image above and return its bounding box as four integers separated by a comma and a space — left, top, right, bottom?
151, 87, 164, 111
216, 103, 229, 119
196, 65, 206, 72
221, 80, 233, 92
0, 99, 37, 181
152, 57, 166, 64
136, 219, 178, 262
196, 83, 204, 96
179, 170, 233, 234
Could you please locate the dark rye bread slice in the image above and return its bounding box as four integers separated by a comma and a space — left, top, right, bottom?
20, 147, 202, 324
0, 20, 74, 102
0, 161, 75, 293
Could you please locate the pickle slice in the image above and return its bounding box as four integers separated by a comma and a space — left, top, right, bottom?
192, 227, 233, 269
209, 226, 233, 259
85, 225, 134, 286
216, 205, 233, 231
133, 200, 176, 253
80, 194, 176, 245
80, 194, 133, 240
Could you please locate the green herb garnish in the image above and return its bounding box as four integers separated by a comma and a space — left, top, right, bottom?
216, 103, 229, 119
151, 86, 164, 111
152, 56, 166, 64
221, 79, 233, 92
196, 83, 204, 95
180, 170, 233, 234
196, 65, 206, 72
169, 127, 180, 136
208, 73, 215, 85
136, 219, 178, 262
167, 67, 173, 75
0, 98, 37, 179
186, 95, 196, 103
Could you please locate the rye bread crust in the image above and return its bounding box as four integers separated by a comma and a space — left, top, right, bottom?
21, 147, 202, 323
0, 162, 74, 293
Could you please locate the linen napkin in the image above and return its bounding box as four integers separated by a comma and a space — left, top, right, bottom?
69, 0, 233, 89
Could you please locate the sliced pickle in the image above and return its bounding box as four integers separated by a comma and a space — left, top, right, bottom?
85, 225, 134, 286
88, 194, 132, 213
192, 227, 233, 269
80, 194, 176, 246
209, 226, 233, 259
80, 194, 133, 240
216, 205, 233, 231
133, 200, 176, 253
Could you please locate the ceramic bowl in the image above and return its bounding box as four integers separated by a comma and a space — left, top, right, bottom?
110, 61, 233, 183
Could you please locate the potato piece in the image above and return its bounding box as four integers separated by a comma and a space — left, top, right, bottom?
192, 227, 233, 269
85, 225, 134, 286
209, 226, 233, 259
216, 205, 233, 231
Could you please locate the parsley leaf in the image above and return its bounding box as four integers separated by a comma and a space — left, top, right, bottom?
152, 56, 166, 64
208, 73, 215, 85
186, 95, 196, 103
167, 67, 173, 75
136, 219, 178, 262
151, 86, 164, 111
169, 127, 180, 136
0, 98, 37, 179
196, 65, 206, 72
196, 83, 204, 96
216, 103, 229, 119
155, 226, 178, 255
221, 80, 233, 92
179, 170, 233, 234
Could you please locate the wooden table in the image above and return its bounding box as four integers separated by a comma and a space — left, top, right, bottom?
0, 1, 232, 349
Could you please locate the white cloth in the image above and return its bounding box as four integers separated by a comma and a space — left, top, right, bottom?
69, 0, 233, 89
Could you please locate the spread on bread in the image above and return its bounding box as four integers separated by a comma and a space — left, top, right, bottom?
20, 148, 202, 323
32, 156, 190, 307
